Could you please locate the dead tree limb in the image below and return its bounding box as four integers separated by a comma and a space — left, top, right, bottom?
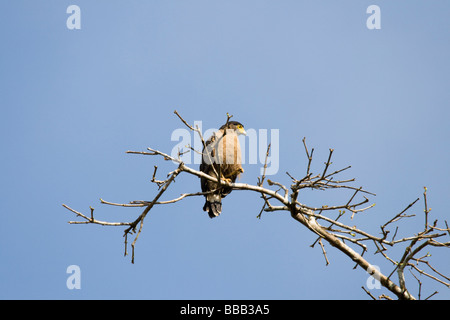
62, 111, 450, 299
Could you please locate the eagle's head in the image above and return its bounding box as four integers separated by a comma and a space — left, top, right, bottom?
220, 121, 247, 136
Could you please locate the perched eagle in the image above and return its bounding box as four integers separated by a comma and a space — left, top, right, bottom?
200, 121, 246, 218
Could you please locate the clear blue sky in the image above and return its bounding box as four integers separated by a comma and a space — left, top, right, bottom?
1, 1, 449, 299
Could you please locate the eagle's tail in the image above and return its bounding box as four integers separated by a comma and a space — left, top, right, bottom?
203, 194, 222, 218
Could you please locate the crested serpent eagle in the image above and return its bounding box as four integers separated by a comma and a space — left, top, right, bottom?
200, 121, 247, 218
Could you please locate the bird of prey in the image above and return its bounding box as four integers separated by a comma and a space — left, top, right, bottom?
200, 121, 247, 218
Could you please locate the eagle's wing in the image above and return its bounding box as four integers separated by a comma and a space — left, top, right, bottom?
200, 128, 244, 218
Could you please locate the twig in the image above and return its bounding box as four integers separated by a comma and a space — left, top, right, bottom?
423, 187, 431, 230
409, 269, 422, 300
321, 148, 334, 179
130, 190, 218, 205
424, 291, 439, 300
100, 199, 144, 207
318, 238, 330, 266
63, 204, 132, 226
302, 137, 314, 175
361, 286, 377, 300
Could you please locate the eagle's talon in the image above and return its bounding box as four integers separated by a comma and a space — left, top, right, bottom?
222, 177, 232, 183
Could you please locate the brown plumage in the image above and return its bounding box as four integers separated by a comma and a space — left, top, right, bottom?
200, 121, 246, 218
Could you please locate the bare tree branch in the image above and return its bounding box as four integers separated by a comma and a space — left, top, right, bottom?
62, 111, 450, 299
